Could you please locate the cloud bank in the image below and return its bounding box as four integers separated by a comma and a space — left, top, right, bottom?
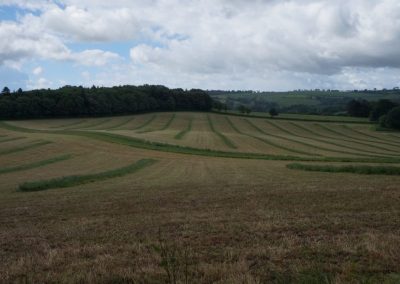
1, 0, 400, 90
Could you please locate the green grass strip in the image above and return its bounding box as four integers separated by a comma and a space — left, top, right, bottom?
106, 117, 136, 130
307, 123, 400, 154
50, 120, 88, 129
0, 141, 52, 156
0, 154, 72, 175
174, 117, 193, 140
160, 113, 176, 131
263, 120, 392, 158
340, 125, 400, 147
0, 137, 26, 144
132, 115, 157, 131
226, 117, 317, 156
2, 121, 400, 164
19, 158, 158, 192
211, 111, 372, 124
287, 163, 400, 175
139, 114, 176, 133
207, 114, 237, 149
75, 118, 113, 130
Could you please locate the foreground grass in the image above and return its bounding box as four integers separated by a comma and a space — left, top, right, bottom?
0, 136, 25, 144
0, 154, 72, 175
19, 158, 157, 192
3, 121, 400, 164
287, 163, 400, 175
0, 140, 52, 156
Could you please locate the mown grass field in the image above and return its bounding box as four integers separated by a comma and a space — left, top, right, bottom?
1, 112, 400, 283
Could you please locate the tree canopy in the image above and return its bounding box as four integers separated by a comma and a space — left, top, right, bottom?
0, 85, 213, 119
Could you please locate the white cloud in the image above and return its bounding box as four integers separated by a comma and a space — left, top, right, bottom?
32, 66, 43, 75
1, 0, 400, 90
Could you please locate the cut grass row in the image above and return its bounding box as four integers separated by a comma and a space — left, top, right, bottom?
0, 154, 72, 175
51, 120, 87, 129
207, 115, 237, 149
19, 158, 158, 192
138, 113, 176, 133
106, 117, 136, 130
2, 121, 400, 164
290, 122, 399, 154
174, 117, 193, 140
133, 115, 157, 131
267, 121, 398, 156
0, 140, 52, 156
263, 120, 395, 158
225, 117, 317, 156
287, 163, 400, 175
76, 118, 113, 130
249, 119, 383, 158
0, 137, 25, 144
340, 125, 400, 147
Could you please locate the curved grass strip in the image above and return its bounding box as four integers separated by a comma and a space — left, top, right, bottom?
287, 163, 400, 176
2, 121, 400, 164
211, 111, 372, 124
50, 120, 88, 129
132, 115, 157, 131
139, 113, 176, 133
106, 117, 136, 130
340, 125, 400, 147
0, 154, 72, 175
175, 117, 193, 140
289, 122, 400, 156
207, 115, 237, 149
0, 137, 25, 144
0, 141, 52, 156
19, 158, 158, 192
262, 120, 392, 158
74, 118, 113, 130
251, 119, 379, 158
226, 117, 316, 156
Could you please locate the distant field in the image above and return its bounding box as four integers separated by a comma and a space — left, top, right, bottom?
1, 112, 400, 283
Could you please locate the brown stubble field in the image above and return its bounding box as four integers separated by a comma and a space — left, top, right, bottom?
1, 112, 400, 283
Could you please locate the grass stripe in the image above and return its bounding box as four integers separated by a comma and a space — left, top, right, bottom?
340, 125, 400, 147
132, 115, 157, 131
175, 117, 193, 140
207, 115, 237, 149
138, 114, 176, 133
106, 117, 136, 130
263, 120, 392, 158
75, 119, 113, 130
3, 121, 400, 164
287, 163, 400, 176
0, 137, 26, 144
289, 122, 400, 156
226, 117, 317, 156
19, 158, 158, 192
51, 120, 88, 129
0, 141, 52, 156
0, 154, 72, 175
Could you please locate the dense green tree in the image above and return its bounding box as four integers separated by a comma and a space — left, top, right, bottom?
384, 106, 400, 130
346, 99, 371, 117
369, 99, 398, 121
2, 86, 10, 95
0, 85, 213, 119
269, 108, 278, 118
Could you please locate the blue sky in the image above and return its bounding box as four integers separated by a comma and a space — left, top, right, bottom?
1, 0, 400, 91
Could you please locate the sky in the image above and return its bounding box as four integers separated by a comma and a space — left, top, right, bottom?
1, 0, 400, 91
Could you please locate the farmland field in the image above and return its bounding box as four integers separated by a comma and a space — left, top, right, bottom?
1, 112, 400, 283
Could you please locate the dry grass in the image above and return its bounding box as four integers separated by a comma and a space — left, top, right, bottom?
1, 112, 400, 283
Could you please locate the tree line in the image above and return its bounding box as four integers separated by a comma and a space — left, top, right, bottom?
347, 99, 400, 130
0, 85, 212, 119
